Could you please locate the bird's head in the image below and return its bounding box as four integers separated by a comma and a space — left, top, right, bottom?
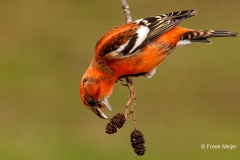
80, 75, 114, 119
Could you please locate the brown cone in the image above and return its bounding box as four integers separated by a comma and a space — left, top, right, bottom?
110, 113, 126, 129
106, 122, 117, 134
130, 130, 146, 156
105, 113, 126, 134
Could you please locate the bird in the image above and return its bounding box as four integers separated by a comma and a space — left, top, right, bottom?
80, 9, 237, 119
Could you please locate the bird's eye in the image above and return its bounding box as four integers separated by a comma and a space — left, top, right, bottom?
86, 100, 95, 106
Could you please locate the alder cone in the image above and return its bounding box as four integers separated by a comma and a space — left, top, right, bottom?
130, 130, 146, 156
110, 113, 126, 129
106, 122, 117, 134
105, 113, 126, 134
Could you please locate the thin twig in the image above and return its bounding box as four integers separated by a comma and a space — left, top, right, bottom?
121, 0, 132, 23
131, 102, 137, 130
121, 0, 137, 130
124, 98, 132, 118
124, 77, 137, 130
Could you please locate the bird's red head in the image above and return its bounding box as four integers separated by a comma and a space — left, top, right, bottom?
80, 69, 114, 119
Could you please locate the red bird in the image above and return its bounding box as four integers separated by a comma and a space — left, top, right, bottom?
80, 10, 237, 119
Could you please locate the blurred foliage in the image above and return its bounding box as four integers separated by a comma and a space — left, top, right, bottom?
0, 0, 240, 159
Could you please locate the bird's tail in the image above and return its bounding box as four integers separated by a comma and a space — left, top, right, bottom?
181, 30, 238, 43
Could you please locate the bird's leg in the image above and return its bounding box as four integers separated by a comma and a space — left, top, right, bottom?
126, 77, 134, 87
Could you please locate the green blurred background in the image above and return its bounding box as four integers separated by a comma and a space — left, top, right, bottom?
0, 0, 239, 159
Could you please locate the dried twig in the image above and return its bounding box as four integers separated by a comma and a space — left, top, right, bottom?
120, 0, 137, 130
125, 77, 137, 130
121, 0, 132, 23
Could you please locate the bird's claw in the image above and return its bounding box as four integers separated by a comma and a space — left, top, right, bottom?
121, 82, 128, 86
126, 77, 133, 86
115, 78, 124, 83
